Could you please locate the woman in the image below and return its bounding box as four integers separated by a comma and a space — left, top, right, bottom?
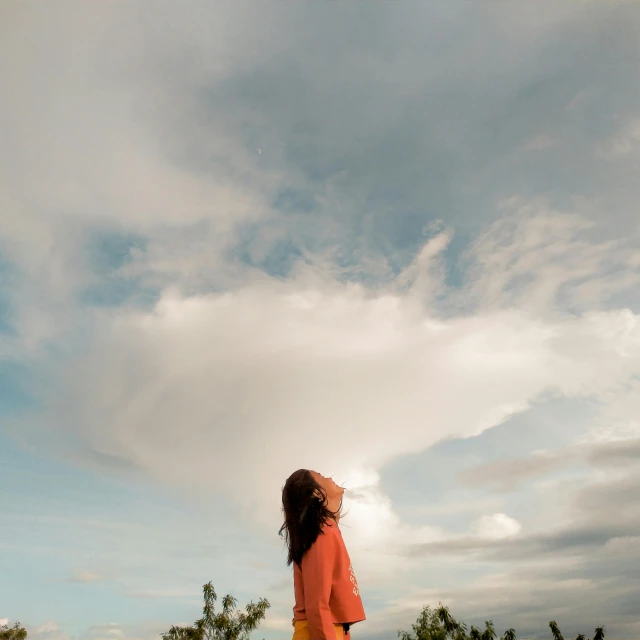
279, 469, 366, 640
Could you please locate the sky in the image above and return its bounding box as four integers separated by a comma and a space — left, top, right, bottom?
1, 1, 640, 639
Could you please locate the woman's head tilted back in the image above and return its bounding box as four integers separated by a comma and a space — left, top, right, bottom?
279, 469, 347, 569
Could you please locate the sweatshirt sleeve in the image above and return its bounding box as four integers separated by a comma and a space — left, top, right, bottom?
300, 526, 336, 640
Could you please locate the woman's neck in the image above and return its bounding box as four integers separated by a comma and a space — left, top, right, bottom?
326, 497, 341, 523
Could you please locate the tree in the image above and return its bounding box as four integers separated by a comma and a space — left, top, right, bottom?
548, 620, 605, 640
0, 623, 27, 640
453, 624, 469, 640
549, 621, 564, 640
436, 604, 467, 640
397, 604, 454, 640
482, 621, 496, 640
160, 582, 270, 640
398, 603, 604, 640
436, 605, 456, 637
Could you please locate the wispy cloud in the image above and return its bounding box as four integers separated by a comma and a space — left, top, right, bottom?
68, 569, 103, 584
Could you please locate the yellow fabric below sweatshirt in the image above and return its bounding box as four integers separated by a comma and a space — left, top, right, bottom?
292, 619, 346, 640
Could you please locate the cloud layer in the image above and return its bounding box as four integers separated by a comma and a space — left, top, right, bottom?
2, 1, 640, 639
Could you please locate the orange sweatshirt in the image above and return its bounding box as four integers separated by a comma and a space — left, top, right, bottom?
293, 520, 366, 639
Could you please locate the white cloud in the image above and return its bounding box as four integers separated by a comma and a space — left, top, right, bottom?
339, 473, 445, 585
602, 535, 640, 556
0, 2, 282, 351
260, 614, 293, 632
0, 619, 8, 627
578, 380, 640, 444
9, 206, 639, 596
30, 620, 70, 640
36, 623, 61, 635
70, 568, 102, 583
471, 513, 522, 540
522, 133, 556, 151
598, 117, 640, 158
83, 622, 164, 640
463, 198, 640, 314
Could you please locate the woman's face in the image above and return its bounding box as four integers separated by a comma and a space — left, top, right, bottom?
309, 470, 344, 500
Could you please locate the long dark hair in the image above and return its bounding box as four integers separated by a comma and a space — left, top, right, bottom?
279, 469, 348, 569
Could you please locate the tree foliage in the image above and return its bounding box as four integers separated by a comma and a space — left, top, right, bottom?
160, 582, 270, 640
549, 621, 564, 640
7, 591, 607, 640
397, 604, 454, 640
481, 620, 496, 640
0, 623, 27, 640
549, 620, 606, 640
399, 607, 604, 640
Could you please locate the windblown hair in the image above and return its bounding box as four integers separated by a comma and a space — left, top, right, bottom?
279, 469, 347, 570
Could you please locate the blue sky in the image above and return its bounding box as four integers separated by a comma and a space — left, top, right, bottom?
1, 2, 640, 640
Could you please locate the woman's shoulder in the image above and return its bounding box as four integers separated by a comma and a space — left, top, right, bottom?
320, 518, 340, 535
